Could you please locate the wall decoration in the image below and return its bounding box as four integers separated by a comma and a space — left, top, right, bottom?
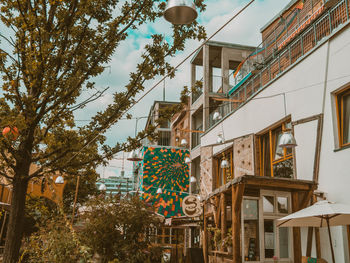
139, 146, 190, 218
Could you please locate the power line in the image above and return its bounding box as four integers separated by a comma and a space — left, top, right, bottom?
65, 0, 257, 164
76, 72, 350, 123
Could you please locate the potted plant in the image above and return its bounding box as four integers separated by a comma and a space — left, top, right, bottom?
208, 227, 222, 251
213, 228, 222, 251
223, 228, 233, 254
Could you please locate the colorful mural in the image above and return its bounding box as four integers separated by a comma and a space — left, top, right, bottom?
139, 146, 190, 218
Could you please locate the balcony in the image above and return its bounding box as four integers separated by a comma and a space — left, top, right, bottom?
208, 0, 350, 129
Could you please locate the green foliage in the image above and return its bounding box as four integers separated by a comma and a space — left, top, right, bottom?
62, 172, 99, 214
79, 195, 162, 263
0, 0, 206, 261
23, 195, 163, 263
23, 219, 92, 263
23, 197, 59, 238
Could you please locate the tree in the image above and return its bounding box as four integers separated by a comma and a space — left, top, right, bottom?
79, 195, 163, 263
0, 0, 206, 262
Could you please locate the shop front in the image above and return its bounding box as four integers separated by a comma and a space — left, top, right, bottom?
202, 175, 316, 263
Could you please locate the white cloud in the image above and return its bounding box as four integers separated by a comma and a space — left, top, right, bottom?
75, 0, 291, 171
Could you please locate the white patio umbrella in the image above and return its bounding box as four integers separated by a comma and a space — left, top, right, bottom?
277, 200, 350, 263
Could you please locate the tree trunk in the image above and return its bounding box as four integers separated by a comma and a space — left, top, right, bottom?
3, 178, 29, 263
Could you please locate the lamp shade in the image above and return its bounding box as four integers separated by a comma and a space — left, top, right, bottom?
127, 150, 143, 161
217, 134, 224, 144
190, 176, 197, 183
180, 138, 188, 147
156, 187, 162, 194
213, 111, 222, 121
278, 130, 297, 148
55, 175, 64, 184
185, 157, 191, 164
98, 183, 107, 191
221, 159, 229, 168
164, 0, 197, 25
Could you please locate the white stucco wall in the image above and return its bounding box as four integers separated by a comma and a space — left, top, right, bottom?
200, 24, 350, 262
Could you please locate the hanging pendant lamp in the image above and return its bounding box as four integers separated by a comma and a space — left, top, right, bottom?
185, 157, 191, 164
156, 187, 163, 194
278, 129, 297, 148
213, 111, 222, 121
190, 176, 197, 183
55, 175, 64, 184
127, 149, 143, 162
180, 138, 188, 147
217, 134, 224, 144
164, 0, 198, 25
98, 183, 107, 191
221, 158, 229, 169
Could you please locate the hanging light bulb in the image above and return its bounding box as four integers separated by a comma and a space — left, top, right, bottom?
55, 175, 64, 184
213, 111, 222, 121
127, 149, 143, 161
221, 158, 229, 169
185, 157, 191, 164
217, 134, 224, 144
164, 0, 198, 25
278, 130, 297, 148
98, 183, 107, 191
190, 176, 197, 183
156, 187, 162, 194
180, 138, 188, 147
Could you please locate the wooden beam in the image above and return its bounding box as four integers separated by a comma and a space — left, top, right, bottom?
315, 227, 322, 258
300, 189, 314, 209
347, 226, 350, 262
179, 129, 204, 134
212, 97, 243, 103
292, 191, 302, 263
214, 196, 221, 228
203, 202, 208, 263
232, 183, 245, 263
311, 194, 322, 258
220, 193, 227, 251
313, 114, 323, 183
306, 227, 313, 257
244, 178, 313, 191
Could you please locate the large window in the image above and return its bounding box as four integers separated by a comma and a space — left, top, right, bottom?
261, 191, 292, 261
216, 150, 233, 188
242, 198, 260, 261
336, 87, 350, 148
258, 121, 294, 178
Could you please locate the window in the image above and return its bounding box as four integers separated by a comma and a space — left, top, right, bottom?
243, 198, 260, 261
336, 87, 350, 147
216, 150, 233, 188
260, 191, 292, 261
258, 121, 294, 178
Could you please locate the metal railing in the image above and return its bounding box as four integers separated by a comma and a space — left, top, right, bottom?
231, 0, 325, 87
208, 0, 350, 129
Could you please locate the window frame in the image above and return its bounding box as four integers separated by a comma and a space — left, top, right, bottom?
335, 87, 350, 148
259, 190, 293, 262
257, 120, 294, 178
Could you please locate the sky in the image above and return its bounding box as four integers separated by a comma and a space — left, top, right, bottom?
77, 0, 291, 178
0, 0, 292, 178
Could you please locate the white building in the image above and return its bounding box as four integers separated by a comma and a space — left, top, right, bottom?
188, 0, 350, 262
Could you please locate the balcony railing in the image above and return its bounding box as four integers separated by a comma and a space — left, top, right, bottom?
230, 0, 325, 89
208, 0, 350, 130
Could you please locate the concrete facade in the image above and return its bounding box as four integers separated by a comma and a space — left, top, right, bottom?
188, 0, 350, 262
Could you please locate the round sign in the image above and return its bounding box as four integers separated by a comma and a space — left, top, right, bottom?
182, 195, 202, 217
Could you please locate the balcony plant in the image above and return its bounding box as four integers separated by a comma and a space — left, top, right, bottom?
223, 228, 233, 254
208, 227, 222, 251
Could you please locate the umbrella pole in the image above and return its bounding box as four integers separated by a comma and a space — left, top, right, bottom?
326, 218, 335, 263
